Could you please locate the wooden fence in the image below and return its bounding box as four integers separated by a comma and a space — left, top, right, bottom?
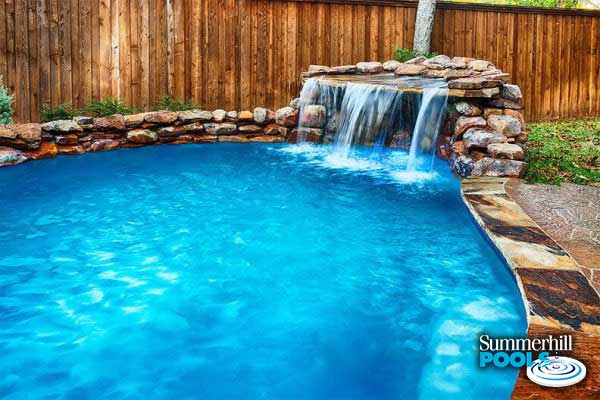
1, 0, 598, 122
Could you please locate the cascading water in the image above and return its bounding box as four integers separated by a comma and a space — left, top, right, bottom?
333, 83, 401, 159
406, 85, 449, 172
295, 75, 448, 173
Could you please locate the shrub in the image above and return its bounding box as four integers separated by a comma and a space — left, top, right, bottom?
85, 96, 139, 117
40, 102, 77, 122
153, 95, 201, 112
0, 75, 14, 124
393, 48, 437, 63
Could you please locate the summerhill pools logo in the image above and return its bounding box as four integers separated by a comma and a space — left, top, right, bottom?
479, 334, 587, 388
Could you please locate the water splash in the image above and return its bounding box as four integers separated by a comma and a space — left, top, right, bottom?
295, 76, 448, 175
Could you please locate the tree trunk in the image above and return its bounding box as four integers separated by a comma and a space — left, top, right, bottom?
413, 0, 438, 53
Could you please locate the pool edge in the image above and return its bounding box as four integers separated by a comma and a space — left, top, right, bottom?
460, 177, 600, 399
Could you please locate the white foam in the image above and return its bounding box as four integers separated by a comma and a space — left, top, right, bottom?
436, 342, 460, 356
462, 298, 519, 322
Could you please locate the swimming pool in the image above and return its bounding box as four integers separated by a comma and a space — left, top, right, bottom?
0, 144, 526, 399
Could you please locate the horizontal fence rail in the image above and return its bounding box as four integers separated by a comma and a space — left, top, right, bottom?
0, 0, 598, 122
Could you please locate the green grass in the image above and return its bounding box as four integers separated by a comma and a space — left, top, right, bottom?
525, 118, 600, 187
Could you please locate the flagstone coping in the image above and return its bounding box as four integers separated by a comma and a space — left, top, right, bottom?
461, 177, 600, 399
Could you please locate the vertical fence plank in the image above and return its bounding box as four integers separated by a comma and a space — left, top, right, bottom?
91, 0, 100, 100
99, 0, 111, 98
129, 0, 139, 107
15, 0, 30, 120
58, 0, 72, 108
27, 0, 39, 120
79, 0, 92, 105
37, 0, 50, 115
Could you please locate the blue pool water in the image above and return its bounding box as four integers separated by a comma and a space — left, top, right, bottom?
0, 144, 527, 399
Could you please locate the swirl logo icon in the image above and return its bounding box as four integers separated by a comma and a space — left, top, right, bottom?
527, 356, 586, 387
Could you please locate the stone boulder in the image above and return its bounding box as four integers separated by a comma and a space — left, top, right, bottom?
487, 114, 521, 137
55, 134, 79, 145
303, 65, 331, 77
263, 124, 288, 136
218, 135, 250, 143
158, 123, 203, 137
483, 108, 504, 118
212, 109, 227, 122
463, 128, 507, 149
144, 111, 178, 125
26, 142, 58, 160
157, 126, 186, 138
238, 110, 254, 122
471, 157, 525, 177
203, 122, 237, 135
16, 124, 42, 142
502, 84, 522, 102
330, 65, 357, 74
253, 107, 273, 124
444, 69, 476, 80
275, 107, 298, 127
448, 77, 501, 90
127, 129, 158, 144
0, 125, 16, 140
41, 120, 83, 133
124, 113, 146, 128
468, 60, 494, 71
0, 146, 27, 166
249, 135, 285, 143
487, 143, 525, 160
453, 155, 473, 177
405, 56, 427, 64
57, 145, 85, 155
356, 62, 383, 73
449, 57, 474, 68
394, 64, 426, 76
73, 116, 94, 128
455, 116, 487, 136
90, 139, 121, 152
504, 109, 525, 129
516, 133, 528, 144
0, 124, 42, 149
421, 69, 449, 79
452, 140, 466, 157
178, 109, 213, 123
423, 55, 451, 69
11, 123, 42, 146
299, 105, 326, 128
238, 124, 263, 133
93, 114, 126, 131
171, 134, 217, 144
226, 110, 238, 121
382, 60, 401, 71
455, 102, 482, 116
487, 98, 523, 110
